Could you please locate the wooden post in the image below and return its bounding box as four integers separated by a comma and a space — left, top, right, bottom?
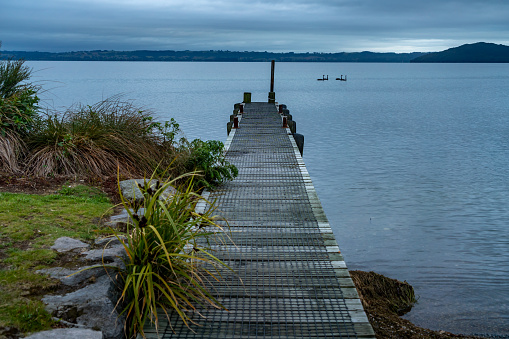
270, 60, 275, 93
268, 60, 276, 103
243, 92, 251, 103
282, 116, 288, 128
240, 104, 243, 113
233, 116, 239, 129
279, 105, 283, 114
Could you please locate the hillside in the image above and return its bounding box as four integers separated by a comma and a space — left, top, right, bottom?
411, 42, 509, 63
0, 49, 425, 62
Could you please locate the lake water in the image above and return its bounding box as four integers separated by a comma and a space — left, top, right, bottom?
29, 61, 509, 336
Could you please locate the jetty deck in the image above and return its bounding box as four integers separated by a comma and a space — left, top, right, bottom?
145, 102, 375, 338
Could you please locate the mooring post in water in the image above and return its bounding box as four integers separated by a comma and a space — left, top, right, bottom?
268, 60, 276, 103
243, 92, 251, 103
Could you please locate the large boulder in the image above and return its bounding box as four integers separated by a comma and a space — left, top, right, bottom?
42, 275, 124, 339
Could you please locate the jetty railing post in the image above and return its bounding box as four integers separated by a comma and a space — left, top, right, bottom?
282, 116, 288, 128
233, 116, 239, 129
268, 60, 276, 103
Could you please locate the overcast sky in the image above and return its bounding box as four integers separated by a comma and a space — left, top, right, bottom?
1, 0, 508, 53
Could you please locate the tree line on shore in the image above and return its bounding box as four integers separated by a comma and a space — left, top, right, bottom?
0, 49, 426, 62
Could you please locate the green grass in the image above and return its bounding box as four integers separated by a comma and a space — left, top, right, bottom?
0, 185, 113, 333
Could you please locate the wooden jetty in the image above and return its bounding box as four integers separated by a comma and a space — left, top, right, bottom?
336, 75, 347, 81
317, 75, 329, 81
144, 101, 375, 338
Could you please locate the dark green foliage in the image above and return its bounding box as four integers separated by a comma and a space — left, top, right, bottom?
184, 139, 238, 189
0, 58, 40, 136
0, 59, 34, 99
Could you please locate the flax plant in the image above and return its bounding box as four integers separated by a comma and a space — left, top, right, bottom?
114, 172, 230, 338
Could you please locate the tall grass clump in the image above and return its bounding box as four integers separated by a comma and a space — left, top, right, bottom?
24, 98, 174, 177
0, 47, 40, 173
113, 172, 230, 338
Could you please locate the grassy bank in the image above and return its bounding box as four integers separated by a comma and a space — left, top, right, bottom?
0, 185, 113, 334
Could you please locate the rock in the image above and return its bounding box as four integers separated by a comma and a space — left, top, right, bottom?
42, 275, 124, 339
119, 178, 176, 204
0, 326, 19, 338
51, 237, 90, 253
37, 263, 121, 286
94, 235, 126, 247
81, 245, 127, 262
24, 328, 103, 339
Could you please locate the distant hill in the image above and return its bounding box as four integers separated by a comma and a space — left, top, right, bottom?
0, 49, 426, 63
411, 42, 509, 63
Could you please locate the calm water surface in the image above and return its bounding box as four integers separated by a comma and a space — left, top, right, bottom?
30, 61, 509, 336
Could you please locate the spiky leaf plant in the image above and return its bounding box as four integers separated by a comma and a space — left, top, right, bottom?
113, 171, 230, 338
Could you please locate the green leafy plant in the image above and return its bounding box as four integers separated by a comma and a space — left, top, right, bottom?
143, 116, 182, 147
112, 171, 231, 338
183, 139, 238, 189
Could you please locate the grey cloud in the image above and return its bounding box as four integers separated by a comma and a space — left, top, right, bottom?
1, 0, 508, 52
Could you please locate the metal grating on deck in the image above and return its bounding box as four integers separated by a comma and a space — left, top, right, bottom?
145, 102, 375, 338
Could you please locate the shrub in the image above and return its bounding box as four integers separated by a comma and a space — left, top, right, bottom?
112, 173, 230, 338
24, 98, 169, 177
0, 57, 39, 173
0, 58, 40, 136
183, 139, 238, 189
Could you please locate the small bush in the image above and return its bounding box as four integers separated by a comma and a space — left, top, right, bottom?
183, 139, 238, 189
0, 57, 39, 174
0, 58, 40, 136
